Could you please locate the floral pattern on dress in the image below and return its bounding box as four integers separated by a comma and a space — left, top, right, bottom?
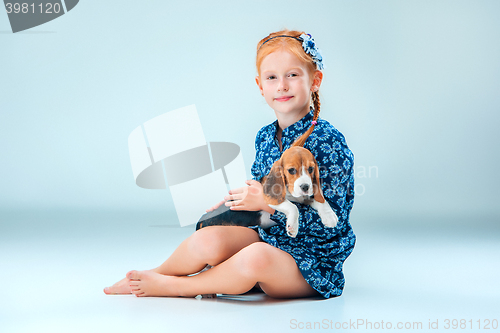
250, 110, 356, 298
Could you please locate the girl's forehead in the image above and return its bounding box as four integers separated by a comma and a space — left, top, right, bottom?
260, 50, 308, 72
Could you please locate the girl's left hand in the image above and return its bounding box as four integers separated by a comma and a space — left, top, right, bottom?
224, 180, 271, 212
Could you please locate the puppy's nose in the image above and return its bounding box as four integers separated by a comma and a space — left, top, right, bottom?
300, 184, 309, 192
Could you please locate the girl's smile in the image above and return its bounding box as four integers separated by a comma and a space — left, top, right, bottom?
275, 95, 294, 102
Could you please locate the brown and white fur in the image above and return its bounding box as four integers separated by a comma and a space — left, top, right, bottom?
261, 145, 338, 237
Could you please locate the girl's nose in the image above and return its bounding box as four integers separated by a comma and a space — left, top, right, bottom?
277, 78, 289, 92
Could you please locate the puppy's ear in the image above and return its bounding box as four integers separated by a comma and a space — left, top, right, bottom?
262, 159, 286, 205
312, 163, 325, 203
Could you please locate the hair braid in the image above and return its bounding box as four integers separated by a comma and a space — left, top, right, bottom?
312, 90, 321, 121
292, 91, 321, 147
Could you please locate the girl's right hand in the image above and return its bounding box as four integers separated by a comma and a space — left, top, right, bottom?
206, 200, 225, 213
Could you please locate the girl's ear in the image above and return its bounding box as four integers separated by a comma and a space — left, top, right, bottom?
255, 76, 264, 96
311, 70, 323, 92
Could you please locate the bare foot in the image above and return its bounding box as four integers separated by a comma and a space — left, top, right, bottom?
127, 270, 179, 297
103, 277, 132, 295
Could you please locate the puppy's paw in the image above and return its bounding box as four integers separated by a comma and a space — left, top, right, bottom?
286, 216, 299, 237
320, 209, 338, 228
286, 224, 298, 237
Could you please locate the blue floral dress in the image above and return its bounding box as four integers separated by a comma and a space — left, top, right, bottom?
250, 110, 356, 298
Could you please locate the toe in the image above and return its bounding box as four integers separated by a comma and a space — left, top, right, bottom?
126, 270, 141, 280
103, 287, 110, 294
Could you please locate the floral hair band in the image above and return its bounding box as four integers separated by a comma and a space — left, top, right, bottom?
258, 33, 325, 70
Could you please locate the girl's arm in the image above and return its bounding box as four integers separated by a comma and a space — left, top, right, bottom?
299, 132, 355, 232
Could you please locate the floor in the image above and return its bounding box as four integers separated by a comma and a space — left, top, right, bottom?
1, 210, 499, 333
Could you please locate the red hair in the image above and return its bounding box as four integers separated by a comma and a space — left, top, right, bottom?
256, 29, 317, 77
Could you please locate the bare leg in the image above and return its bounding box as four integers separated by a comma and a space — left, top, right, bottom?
104, 226, 261, 294
128, 242, 320, 299
151, 226, 261, 276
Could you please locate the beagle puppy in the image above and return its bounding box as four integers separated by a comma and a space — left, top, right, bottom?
196, 146, 338, 237
261, 146, 338, 237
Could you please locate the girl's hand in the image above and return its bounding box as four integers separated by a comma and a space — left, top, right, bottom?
224, 180, 274, 214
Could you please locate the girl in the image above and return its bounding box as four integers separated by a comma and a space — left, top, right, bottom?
104, 29, 356, 299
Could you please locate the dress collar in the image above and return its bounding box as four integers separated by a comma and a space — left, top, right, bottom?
272, 109, 315, 151
274, 109, 314, 136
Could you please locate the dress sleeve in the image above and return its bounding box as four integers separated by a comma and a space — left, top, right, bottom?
251, 128, 266, 181
309, 130, 355, 229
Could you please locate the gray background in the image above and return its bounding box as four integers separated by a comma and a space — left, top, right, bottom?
1, 0, 499, 219
1, 1, 500, 332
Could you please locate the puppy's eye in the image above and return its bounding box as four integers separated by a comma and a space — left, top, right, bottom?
288, 168, 296, 175
308, 167, 314, 174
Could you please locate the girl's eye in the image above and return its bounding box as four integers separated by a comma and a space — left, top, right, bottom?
288, 168, 296, 175
289, 73, 298, 77
267, 76, 276, 80
308, 167, 314, 174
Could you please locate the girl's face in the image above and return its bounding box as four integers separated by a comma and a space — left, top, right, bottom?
256, 50, 321, 121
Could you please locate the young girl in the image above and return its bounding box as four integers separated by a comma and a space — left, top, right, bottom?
104, 29, 356, 299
